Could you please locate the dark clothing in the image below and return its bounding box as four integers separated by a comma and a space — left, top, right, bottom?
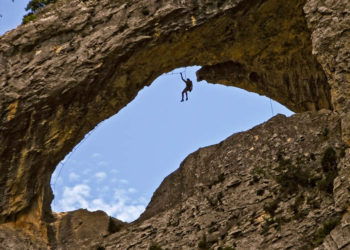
180, 74, 193, 102
185, 79, 192, 92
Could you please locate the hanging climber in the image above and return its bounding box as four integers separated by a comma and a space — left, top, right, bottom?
180, 72, 193, 102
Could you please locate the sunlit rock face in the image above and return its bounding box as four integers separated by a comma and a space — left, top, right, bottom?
107, 111, 349, 250
0, 0, 349, 248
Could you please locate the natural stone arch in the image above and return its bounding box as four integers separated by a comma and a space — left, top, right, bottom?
0, 0, 341, 238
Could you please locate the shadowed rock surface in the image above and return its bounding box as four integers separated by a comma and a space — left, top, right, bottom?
0, 0, 349, 249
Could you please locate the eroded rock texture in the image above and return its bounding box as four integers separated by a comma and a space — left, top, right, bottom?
0, 0, 349, 248
100, 111, 348, 250
304, 0, 350, 144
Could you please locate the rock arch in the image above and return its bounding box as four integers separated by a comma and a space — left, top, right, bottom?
0, 0, 348, 242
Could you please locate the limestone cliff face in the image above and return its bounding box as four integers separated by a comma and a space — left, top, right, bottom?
101, 111, 349, 250
304, 0, 350, 144
0, 0, 349, 249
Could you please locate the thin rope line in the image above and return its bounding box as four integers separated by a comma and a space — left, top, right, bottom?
165, 70, 185, 76
51, 126, 98, 209
269, 98, 274, 116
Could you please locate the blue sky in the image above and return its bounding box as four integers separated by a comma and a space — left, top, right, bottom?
1, 1, 293, 222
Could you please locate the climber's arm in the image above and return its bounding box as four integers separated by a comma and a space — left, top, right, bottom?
180, 73, 186, 83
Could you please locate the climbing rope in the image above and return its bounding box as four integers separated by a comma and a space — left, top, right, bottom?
165, 71, 183, 76
164, 67, 187, 77
51, 125, 99, 209
269, 98, 274, 116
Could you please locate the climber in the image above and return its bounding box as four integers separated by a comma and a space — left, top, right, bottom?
180, 72, 193, 102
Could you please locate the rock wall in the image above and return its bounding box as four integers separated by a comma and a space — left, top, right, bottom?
304, 0, 350, 144
99, 111, 348, 250
0, 0, 349, 248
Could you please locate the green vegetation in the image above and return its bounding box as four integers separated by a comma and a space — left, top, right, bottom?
252, 175, 260, 183
317, 171, 338, 194
274, 147, 338, 195
22, 13, 37, 25
108, 218, 123, 234
306, 195, 320, 209
217, 173, 225, 183
291, 194, 308, 220
256, 188, 265, 196
261, 217, 275, 234
216, 0, 226, 8
22, 0, 57, 24
26, 0, 56, 13
263, 198, 280, 217
272, 148, 341, 195
340, 147, 346, 158
250, 166, 266, 185
321, 147, 337, 172
198, 234, 209, 249
322, 127, 329, 139
149, 242, 163, 250
252, 166, 265, 176
218, 247, 236, 250
313, 217, 341, 246
142, 7, 150, 16
274, 157, 311, 194
211, 173, 225, 187
318, 147, 338, 194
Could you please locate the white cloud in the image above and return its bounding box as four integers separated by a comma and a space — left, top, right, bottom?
56, 184, 91, 211
97, 161, 108, 167
68, 172, 80, 182
117, 205, 145, 222
92, 153, 101, 158
95, 172, 107, 180
83, 179, 90, 184
120, 179, 128, 184
128, 188, 137, 193
87, 198, 145, 222
83, 168, 92, 175
132, 196, 148, 205
97, 186, 110, 192
110, 169, 119, 174
53, 184, 146, 222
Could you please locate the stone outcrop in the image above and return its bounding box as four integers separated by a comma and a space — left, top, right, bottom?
50, 209, 125, 250
2, 111, 349, 249
0, 209, 125, 250
99, 111, 349, 249
0, 0, 349, 248
304, 0, 350, 144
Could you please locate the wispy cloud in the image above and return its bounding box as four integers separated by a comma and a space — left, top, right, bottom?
53, 184, 146, 222
120, 179, 128, 184
56, 184, 90, 211
95, 172, 107, 180
97, 161, 108, 167
110, 169, 119, 174
92, 153, 101, 158
68, 172, 80, 182
83, 168, 92, 175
